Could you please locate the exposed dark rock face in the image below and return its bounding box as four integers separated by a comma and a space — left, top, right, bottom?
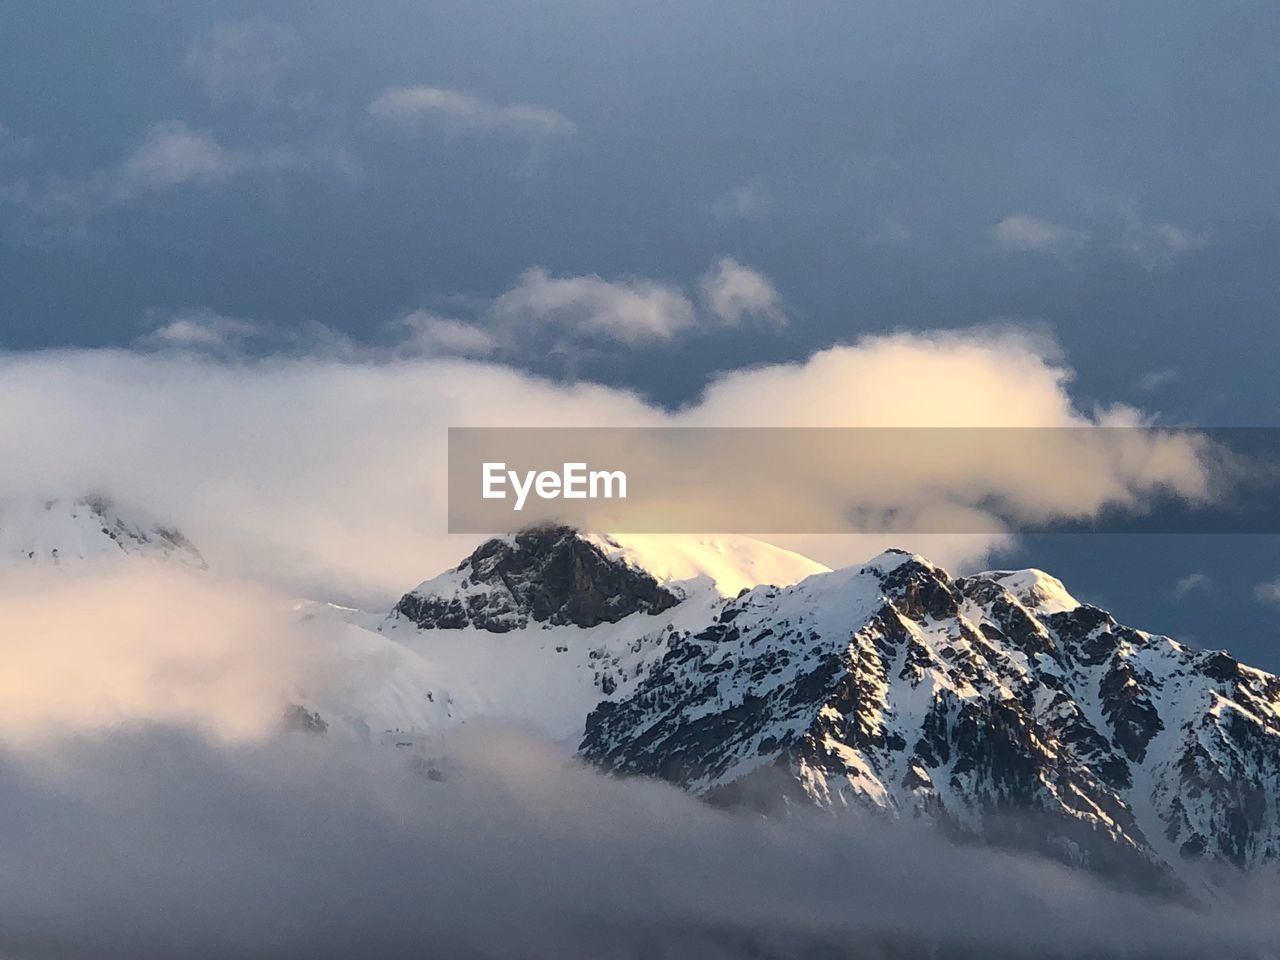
282, 704, 329, 735
80, 494, 204, 561
392, 526, 680, 632
1099, 652, 1164, 763
578, 552, 1280, 889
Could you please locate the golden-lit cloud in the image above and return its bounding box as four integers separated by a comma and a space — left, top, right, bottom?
0, 325, 1217, 602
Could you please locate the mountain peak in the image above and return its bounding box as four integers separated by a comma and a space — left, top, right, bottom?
389, 527, 833, 633
0, 495, 205, 569
576, 545, 1280, 887
861, 547, 925, 572
582, 531, 830, 597
389, 525, 682, 632
969, 567, 1081, 615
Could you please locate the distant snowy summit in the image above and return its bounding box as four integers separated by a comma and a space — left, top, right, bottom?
0, 495, 205, 568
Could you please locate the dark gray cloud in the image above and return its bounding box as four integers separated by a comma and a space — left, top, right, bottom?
1, 723, 1277, 960
2, 0, 1276, 411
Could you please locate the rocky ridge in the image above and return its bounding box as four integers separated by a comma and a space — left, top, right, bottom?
573, 548, 1280, 889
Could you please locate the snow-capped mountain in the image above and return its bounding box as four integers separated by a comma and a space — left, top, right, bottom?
0, 495, 206, 568
578, 547, 1280, 889
390, 527, 830, 632
356, 527, 1280, 890
300, 529, 826, 747
13, 497, 1270, 892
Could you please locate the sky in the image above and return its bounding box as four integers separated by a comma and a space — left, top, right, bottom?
3, 1, 1280, 667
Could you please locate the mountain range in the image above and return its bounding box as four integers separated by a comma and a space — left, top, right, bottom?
7, 504, 1280, 896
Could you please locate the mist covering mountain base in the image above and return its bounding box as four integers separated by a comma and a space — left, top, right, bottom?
394, 526, 1280, 895
5, 508, 1280, 958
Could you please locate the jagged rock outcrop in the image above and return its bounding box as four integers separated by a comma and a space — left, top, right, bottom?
282, 703, 329, 735
577, 549, 1280, 887
390, 525, 681, 632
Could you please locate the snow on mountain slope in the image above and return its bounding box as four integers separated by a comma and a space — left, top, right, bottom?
387, 525, 826, 634
294, 528, 825, 748
296, 583, 726, 749
337, 599, 721, 747
0, 496, 205, 568
578, 549, 1280, 888
584, 533, 830, 597
971, 567, 1081, 615
277, 528, 1280, 890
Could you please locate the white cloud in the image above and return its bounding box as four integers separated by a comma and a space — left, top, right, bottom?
1, 123, 352, 237
993, 209, 1208, 269
369, 86, 575, 138
1117, 207, 1209, 268
1174, 572, 1211, 599
483, 258, 786, 350
116, 122, 306, 197
138, 261, 785, 364
392, 312, 498, 358
0, 568, 308, 743
135, 309, 361, 361
992, 214, 1086, 254
699, 257, 787, 328
120, 123, 248, 191
676, 327, 1215, 565
0, 121, 33, 159
1138, 368, 1179, 392
184, 18, 298, 106
0, 325, 1219, 603
490, 267, 696, 345
711, 181, 771, 219
136, 309, 264, 353
684, 327, 1076, 429
1254, 578, 1280, 607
